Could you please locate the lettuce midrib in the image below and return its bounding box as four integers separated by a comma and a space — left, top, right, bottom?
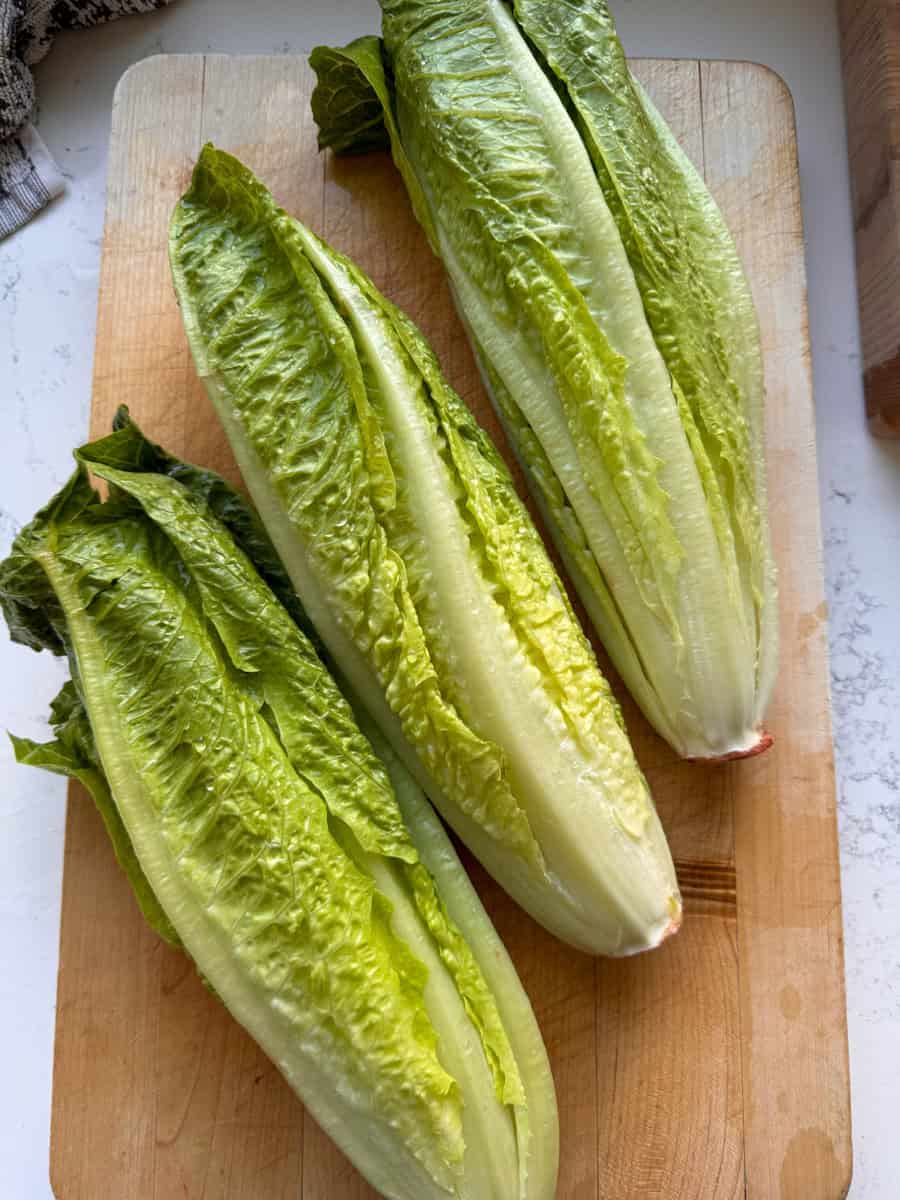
312, 237, 628, 761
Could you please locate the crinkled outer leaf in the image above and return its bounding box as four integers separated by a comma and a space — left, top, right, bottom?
11, 681, 180, 946
511, 0, 777, 723
92, 405, 312, 636
309, 37, 391, 155
0, 467, 97, 655
4, 481, 468, 1196
78, 438, 417, 867
0, 472, 185, 934
310, 0, 773, 759
169, 145, 680, 957
1, 469, 181, 944
310, 37, 437, 247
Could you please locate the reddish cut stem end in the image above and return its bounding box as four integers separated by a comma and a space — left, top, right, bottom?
661, 910, 683, 943
686, 730, 774, 764
619, 909, 682, 957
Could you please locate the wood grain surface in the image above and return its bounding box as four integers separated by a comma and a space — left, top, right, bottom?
49, 55, 851, 1199
840, 0, 900, 435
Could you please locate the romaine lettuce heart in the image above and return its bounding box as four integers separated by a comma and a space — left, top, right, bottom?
309, 0, 778, 761
169, 146, 681, 957
1, 421, 559, 1200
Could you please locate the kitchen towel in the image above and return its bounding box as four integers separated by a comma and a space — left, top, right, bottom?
1, 0, 175, 239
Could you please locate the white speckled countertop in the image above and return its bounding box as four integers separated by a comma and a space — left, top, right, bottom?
1, 1, 898, 1196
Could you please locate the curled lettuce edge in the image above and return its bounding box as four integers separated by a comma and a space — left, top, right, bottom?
10, 680, 180, 947
2, 429, 558, 1200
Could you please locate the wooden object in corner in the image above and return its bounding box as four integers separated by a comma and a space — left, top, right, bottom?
840, 0, 900, 435
48, 55, 851, 1199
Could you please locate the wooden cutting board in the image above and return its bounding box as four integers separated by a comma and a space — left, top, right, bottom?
49, 54, 851, 1200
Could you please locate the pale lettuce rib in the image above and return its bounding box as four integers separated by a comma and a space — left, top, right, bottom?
476, 358, 683, 753
371, 722, 557, 1200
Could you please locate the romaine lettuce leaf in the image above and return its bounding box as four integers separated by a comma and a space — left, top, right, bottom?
0, 467, 96, 656
511, 0, 777, 723
309, 37, 390, 155
78, 442, 418, 866
2, 435, 558, 1199
309, 37, 437, 246
309, 0, 777, 760
11, 680, 180, 946
93, 407, 313, 635
94, 418, 558, 1199
170, 145, 681, 957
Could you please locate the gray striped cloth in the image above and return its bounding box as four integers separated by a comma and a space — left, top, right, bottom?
1, 1, 175, 239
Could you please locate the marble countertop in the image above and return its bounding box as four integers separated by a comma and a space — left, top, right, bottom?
2, 1, 897, 1196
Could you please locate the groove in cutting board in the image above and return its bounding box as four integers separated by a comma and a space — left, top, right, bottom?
48, 53, 851, 1200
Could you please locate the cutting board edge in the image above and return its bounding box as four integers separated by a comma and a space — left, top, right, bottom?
48, 51, 851, 1200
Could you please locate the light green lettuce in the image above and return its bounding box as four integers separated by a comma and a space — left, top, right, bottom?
309, 0, 777, 760
309, 35, 391, 157
1, 418, 558, 1200
11, 678, 180, 946
510, 0, 778, 728
169, 146, 681, 956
